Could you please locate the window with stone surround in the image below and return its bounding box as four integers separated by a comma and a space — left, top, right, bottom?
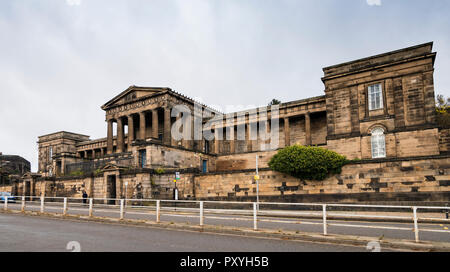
368, 83, 384, 111
49, 147, 53, 162
371, 127, 386, 159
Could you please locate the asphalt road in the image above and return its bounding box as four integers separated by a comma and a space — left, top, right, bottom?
7, 201, 450, 243
0, 213, 375, 252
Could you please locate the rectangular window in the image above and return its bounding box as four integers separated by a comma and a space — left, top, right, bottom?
49, 147, 53, 162
368, 84, 384, 111
139, 150, 147, 168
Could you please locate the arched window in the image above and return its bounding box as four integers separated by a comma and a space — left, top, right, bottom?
371, 128, 386, 159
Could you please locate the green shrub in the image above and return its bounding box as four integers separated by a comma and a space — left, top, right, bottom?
94, 169, 103, 176
69, 170, 85, 177
268, 145, 349, 181
154, 168, 165, 175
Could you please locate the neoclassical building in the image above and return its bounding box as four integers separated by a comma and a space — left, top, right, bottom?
28, 42, 450, 202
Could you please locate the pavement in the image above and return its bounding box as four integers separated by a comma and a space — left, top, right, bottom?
5, 201, 450, 244
0, 212, 377, 252
1, 208, 450, 252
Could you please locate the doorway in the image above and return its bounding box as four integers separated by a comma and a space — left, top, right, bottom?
107, 175, 117, 205
202, 160, 208, 173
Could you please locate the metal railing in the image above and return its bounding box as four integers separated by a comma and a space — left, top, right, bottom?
2, 196, 450, 243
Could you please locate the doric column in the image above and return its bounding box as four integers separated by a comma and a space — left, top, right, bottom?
246, 123, 253, 152
92, 149, 96, 159
117, 117, 124, 153
107, 119, 114, 154
164, 108, 171, 145
128, 115, 134, 151
139, 112, 146, 140
214, 128, 220, 154
305, 112, 311, 146
84, 150, 88, 159
284, 117, 290, 147
182, 113, 192, 149
229, 126, 235, 154
152, 109, 159, 139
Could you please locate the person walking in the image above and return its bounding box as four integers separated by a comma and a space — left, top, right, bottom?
82, 191, 88, 204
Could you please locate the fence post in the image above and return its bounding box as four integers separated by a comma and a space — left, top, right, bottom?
199, 201, 204, 226
156, 200, 161, 223
21, 196, 25, 212
89, 198, 93, 217
413, 207, 419, 243
40, 196, 44, 213
446, 203, 449, 220
3, 197, 7, 211
63, 198, 68, 216
323, 204, 328, 236
120, 199, 124, 220
253, 202, 258, 231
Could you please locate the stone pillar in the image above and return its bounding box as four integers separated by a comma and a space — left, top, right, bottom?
229, 126, 235, 154
30, 178, 35, 197
246, 123, 252, 152
214, 128, 220, 154
265, 121, 271, 150
305, 112, 311, 146
152, 109, 159, 139
182, 113, 192, 149
128, 115, 134, 151
139, 112, 146, 140
101, 148, 105, 157
107, 120, 114, 154
92, 149, 96, 159
84, 150, 87, 159
284, 117, 290, 147
163, 108, 171, 145
117, 117, 124, 153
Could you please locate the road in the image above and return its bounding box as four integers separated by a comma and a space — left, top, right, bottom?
0, 213, 376, 252
6, 201, 450, 243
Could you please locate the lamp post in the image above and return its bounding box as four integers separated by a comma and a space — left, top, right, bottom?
255, 155, 259, 210
124, 181, 128, 206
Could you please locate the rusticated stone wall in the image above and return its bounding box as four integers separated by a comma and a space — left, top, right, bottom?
192, 156, 450, 202
2, 156, 450, 203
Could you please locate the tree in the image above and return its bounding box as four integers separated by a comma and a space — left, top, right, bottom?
268, 99, 281, 106
436, 94, 450, 128
268, 145, 349, 181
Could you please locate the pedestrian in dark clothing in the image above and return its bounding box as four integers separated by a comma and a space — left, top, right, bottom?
82, 191, 88, 204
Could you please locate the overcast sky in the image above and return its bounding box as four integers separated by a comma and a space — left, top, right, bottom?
1, 0, 450, 172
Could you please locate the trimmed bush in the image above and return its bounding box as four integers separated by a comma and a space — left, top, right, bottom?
268, 145, 349, 181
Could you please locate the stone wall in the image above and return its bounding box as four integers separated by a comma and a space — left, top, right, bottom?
134, 144, 216, 171
327, 128, 440, 160
193, 156, 450, 202
215, 151, 277, 172
440, 128, 450, 154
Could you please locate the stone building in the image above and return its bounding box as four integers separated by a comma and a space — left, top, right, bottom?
0, 153, 31, 193
0, 153, 31, 176
15, 42, 450, 202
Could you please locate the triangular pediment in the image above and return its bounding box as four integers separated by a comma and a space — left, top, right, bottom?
101, 86, 171, 110
101, 163, 129, 172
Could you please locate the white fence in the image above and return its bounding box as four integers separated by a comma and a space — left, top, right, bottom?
2, 196, 450, 243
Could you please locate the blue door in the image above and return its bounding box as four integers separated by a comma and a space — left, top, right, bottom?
202, 160, 208, 173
